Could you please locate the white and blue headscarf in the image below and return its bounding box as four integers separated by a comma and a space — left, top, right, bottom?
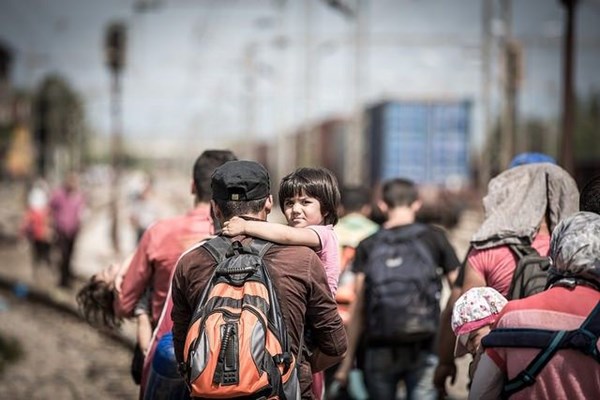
549, 211, 600, 287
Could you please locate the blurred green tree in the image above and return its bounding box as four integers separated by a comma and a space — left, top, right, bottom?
34, 74, 90, 178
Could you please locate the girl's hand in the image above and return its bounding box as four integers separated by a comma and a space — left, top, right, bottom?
222, 216, 246, 236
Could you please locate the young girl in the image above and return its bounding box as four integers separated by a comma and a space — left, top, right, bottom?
222, 166, 341, 399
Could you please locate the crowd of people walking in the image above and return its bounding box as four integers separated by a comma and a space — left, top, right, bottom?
31, 150, 597, 400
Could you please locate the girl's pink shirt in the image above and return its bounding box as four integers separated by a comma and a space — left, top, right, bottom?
308, 224, 340, 296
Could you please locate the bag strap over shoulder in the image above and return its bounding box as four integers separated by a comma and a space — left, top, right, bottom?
203, 236, 274, 262
482, 301, 600, 398
249, 238, 274, 258
381, 222, 429, 243
508, 243, 540, 259
202, 235, 233, 263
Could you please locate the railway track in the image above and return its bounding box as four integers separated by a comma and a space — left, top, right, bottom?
0, 284, 139, 399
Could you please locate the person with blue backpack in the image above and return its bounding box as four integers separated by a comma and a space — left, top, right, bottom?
335, 178, 460, 400
469, 211, 600, 399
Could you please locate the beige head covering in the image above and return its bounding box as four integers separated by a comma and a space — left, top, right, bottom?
471, 163, 579, 250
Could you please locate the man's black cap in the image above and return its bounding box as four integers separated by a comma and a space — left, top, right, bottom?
211, 160, 270, 201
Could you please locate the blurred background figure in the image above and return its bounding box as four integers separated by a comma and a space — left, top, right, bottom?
329, 185, 378, 400
49, 171, 86, 288
129, 172, 159, 244
334, 185, 379, 325
20, 177, 53, 274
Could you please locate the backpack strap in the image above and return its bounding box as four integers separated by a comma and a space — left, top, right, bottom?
202, 235, 233, 263
506, 243, 551, 300
382, 222, 429, 243
482, 301, 600, 397
249, 238, 303, 400
508, 243, 540, 260
248, 238, 274, 258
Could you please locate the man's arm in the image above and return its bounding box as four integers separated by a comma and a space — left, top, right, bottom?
114, 233, 153, 319
170, 261, 192, 364
305, 252, 347, 370
445, 268, 458, 288
222, 217, 320, 248
468, 353, 504, 400
462, 260, 487, 293
433, 285, 462, 397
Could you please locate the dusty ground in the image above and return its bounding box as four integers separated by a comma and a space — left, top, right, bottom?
0, 286, 138, 399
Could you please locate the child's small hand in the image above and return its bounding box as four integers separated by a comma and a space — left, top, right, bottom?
222, 217, 246, 236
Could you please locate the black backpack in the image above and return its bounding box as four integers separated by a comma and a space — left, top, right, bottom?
507, 243, 551, 300
363, 223, 441, 343
482, 300, 600, 398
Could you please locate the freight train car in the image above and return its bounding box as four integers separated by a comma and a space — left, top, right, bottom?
366, 99, 472, 188
292, 117, 350, 185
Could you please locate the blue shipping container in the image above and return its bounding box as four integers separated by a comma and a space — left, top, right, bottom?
367, 100, 471, 187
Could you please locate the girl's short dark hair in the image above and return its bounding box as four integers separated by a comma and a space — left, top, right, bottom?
278, 167, 341, 226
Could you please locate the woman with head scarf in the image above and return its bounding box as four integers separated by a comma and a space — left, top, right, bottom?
469, 212, 600, 399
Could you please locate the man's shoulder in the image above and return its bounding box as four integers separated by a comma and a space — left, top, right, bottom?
265, 241, 316, 257
148, 211, 210, 235
177, 240, 212, 262
356, 229, 381, 250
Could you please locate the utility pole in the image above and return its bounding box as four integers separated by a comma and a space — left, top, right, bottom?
479, 0, 493, 190
560, 0, 577, 175
303, 0, 313, 166
244, 43, 257, 154
346, 0, 366, 186
104, 21, 126, 254
499, 0, 518, 170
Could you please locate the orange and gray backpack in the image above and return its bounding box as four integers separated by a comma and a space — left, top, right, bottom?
182, 236, 302, 399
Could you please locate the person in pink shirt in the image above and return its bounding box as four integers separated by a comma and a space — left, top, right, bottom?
113, 150, 237, 388
470, 211, 600, 399
222, 166, 341, 399
76, 150, 236, 399
49, 171, 85, 288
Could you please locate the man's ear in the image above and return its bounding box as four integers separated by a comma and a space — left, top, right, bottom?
210, 200, 223, 221
411, 199, 423, 213
376, 199, 388, 214
264, 195, 273, 214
